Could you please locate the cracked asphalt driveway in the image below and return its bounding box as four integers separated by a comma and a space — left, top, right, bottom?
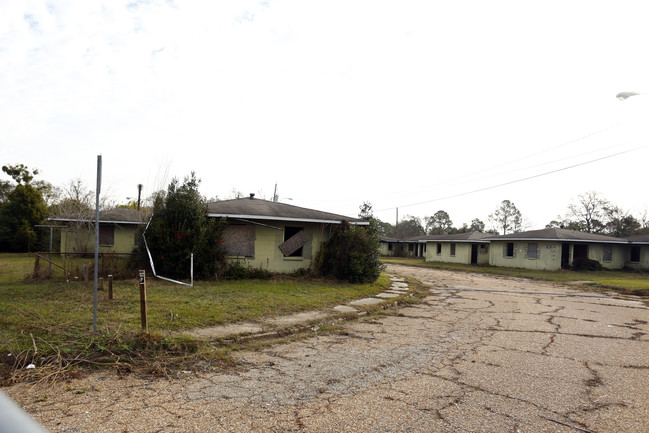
6, 264, 649, 432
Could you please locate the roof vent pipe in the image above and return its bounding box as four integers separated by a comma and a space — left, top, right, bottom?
249, 193, 255, 199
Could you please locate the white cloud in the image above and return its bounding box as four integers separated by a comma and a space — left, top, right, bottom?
1, 0, 648, 228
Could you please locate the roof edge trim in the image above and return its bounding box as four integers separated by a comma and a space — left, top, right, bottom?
208, 213, 369, 225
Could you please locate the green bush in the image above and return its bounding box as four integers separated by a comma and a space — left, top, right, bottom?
572, 257, 603, 271
138, 173, 225, 280
314, 220, 384, 283
221, 261, 272, 280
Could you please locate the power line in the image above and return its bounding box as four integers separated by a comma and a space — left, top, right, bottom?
376, 146, 642, 212
365, 125, 619, 203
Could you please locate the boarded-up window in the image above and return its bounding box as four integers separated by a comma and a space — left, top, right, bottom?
603, 245, 613, 262
280, 227, 307, 257
99, 225, 114, 246
221, 225, 255, 257
527, 243, 538, 259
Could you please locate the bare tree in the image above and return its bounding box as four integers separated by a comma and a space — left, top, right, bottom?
604, 206, 641, 237
51, 178, 104, 252
567, 191, 611, 233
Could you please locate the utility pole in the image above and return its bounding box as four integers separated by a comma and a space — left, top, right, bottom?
395, 207, 399, 235
137, 184, 142, 210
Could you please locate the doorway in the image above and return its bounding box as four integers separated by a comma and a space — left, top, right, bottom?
471, 244, 478, 264
561, 243, 570, 269
573, 244, 588, 261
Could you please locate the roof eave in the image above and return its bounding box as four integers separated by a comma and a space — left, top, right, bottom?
47, 217, 145, 225
422, 239, 490, 243
208, 213, 369, 225
487, 237, 629, 244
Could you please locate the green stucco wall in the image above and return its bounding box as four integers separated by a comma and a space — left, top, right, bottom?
425, 242, 489, 265
489, 241, 627, 271
379, 242, 394, 256
590, 244, 627, 270
637, 245, 649, 269
224, 222, 333, 273
624, 244, 649, 270
61, 224, 139, 253
489, 241, 562, 271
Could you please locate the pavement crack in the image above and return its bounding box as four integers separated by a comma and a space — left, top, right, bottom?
541, 333, 556, 354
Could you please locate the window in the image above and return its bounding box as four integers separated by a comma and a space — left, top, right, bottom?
388, 243, 393, 251
505, 242, 515, 258
527, 243, 538, 259
436, 243, 442, 255
99, 225, 114, 246
630, 246, 641, 262
408, 244, 414, 252
280, 226, 306, 257
479, 244, 488, 254
603, 245, 613, 262
222, 225, 255, 257
450, 243, 456, 256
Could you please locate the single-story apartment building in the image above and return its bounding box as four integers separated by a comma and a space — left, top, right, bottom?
49, 197, 368, 274
383, 227, 649, 271
49, 208, 148, 253
421, 232, 491, 265
380, 236, 426, 258
207, 196, 368, 273
485, 228, 630, 271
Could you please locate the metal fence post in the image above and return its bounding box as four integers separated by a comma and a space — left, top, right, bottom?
139, 270, 148, 332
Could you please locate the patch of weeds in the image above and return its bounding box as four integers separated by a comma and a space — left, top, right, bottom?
1, 329, 236, 385
222, 262, 272, 280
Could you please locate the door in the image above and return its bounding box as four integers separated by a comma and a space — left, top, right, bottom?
561, 243, 571, 269
574, 244, 588, 260
471, 244, 478, 264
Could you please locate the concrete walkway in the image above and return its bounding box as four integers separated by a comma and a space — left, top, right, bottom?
183, 275, 411, 340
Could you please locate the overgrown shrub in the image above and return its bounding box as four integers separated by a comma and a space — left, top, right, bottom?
314, 220, 384, 283
221, 261, 272, 280
137, 173, 225, 280
572, 257, 603, 271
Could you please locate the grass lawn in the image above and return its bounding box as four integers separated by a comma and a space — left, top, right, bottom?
383, 257, 649, 296
0, 253, 390, 383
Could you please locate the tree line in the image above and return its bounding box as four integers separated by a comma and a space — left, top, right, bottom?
2, 163, 648, 253
365, 193, 649, 239
0, 164, 384, 284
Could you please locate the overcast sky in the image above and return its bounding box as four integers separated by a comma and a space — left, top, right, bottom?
2, 0, 649, 230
